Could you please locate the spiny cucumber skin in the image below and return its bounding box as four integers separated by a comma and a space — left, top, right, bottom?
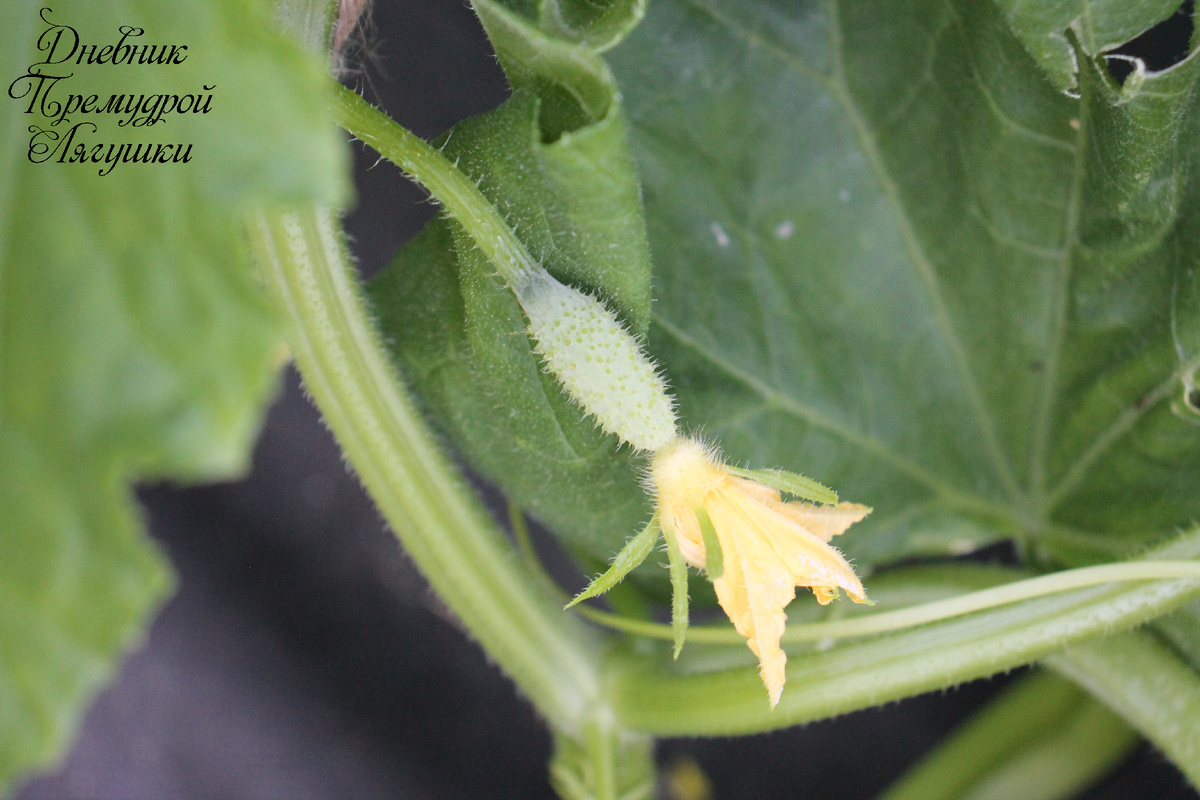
517, 271, 677, 452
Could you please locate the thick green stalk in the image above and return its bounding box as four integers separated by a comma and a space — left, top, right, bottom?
607, 533, 1200, 735
551, 717, 655, 800
249, 206, 604, 734
1046, 630, 1200, 789
332, 83, 677, 451
261, 2, 659, 795
876, 671, 1136, 800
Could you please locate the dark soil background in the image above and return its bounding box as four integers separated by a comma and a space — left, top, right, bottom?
16, 1, 1200, 798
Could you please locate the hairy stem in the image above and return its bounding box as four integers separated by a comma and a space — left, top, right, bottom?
1046, 630, 1200, 788
249, 206, 604, 734
607, 533, 1200, 735
576, 560, 1200, 644
260, 2, 662, 794
332, 83, 539, 290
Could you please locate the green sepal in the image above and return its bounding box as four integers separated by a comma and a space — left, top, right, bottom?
660, 514, 690, 659
696, 508, 723, 580
727, 467, 838, 505
565, 515, 661, 609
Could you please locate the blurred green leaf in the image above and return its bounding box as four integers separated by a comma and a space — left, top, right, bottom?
996, 0, 1185, 90
0, 0, 345, 787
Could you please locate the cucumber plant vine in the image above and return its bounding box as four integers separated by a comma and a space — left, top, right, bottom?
5, 0, 1200, 798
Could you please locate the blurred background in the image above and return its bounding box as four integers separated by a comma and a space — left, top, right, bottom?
15, 1, 1200, 798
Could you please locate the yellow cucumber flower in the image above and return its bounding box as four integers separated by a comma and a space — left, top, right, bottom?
517, 268, 871, 705
651, 437, 870, 706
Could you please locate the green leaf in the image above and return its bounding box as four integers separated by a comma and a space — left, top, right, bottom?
0, 0, 345, 787
474, 0, 621, 138
0, 429, 173, 790
1046, 629, 1200, 789
537, 0, 646, 54
601, 0, 1200, 570
368, 0, 659, 567
877, 671, 1137, 800
996, 0, 1185, 90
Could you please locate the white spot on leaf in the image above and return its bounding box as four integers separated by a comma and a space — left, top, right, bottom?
711, 222, 730, 248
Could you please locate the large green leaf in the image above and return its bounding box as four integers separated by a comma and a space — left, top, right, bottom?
603, 0, 1200, 569
0, 0, 345, 788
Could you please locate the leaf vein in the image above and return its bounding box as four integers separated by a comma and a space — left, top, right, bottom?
652, 312, 1009, 520
1045, 347, 1200, 510
1027, 59, 1090, 510
966, 202, 1066, 260
827, 0, 1023, 501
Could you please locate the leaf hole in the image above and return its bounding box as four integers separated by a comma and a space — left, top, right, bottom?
1103, 0, 1194, 85
1187, 387, 1200, 413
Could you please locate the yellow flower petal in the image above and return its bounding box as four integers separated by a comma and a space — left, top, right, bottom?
650, 436, 871, 706
775, 499, 871, 544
